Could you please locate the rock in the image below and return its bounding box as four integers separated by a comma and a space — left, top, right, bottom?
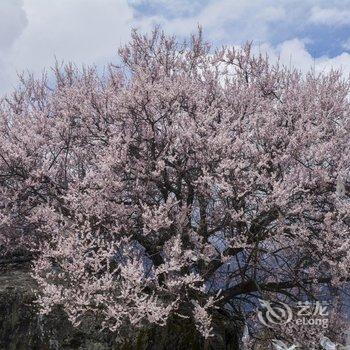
0, 263, 240, 349
0, 263, 112, 350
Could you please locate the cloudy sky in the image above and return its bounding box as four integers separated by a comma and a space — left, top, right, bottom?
1, 0, 350, 94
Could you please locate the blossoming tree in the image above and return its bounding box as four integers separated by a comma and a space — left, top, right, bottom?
0, 28, 349, 348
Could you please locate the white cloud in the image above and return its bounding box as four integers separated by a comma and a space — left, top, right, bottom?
257, 6, 286, 22
0, 0, 27, 49
1, 0, 350, 95
129, 0, 201, 16
146, 0, 287, 41
14, 0, 134, 67
342, 38, 350, 51
138, 0, 350, 78
0, 0, 28, 93
258, 38, 350, 77
1, 0, 141, 94
309, 6, 350, 26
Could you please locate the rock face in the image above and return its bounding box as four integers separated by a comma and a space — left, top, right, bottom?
0, 263, 117, 350
0, 263, 240, 350
0, 265, 40, 350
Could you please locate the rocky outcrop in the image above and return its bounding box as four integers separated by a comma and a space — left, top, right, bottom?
0, 263, 240, 350
0, 262, 116, 350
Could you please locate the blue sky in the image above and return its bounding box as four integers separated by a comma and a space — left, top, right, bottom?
1, 0, 350, 94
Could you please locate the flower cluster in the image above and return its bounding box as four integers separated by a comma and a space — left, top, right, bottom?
0, 27, 349, 344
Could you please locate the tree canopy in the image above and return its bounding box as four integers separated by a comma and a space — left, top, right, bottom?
0, 28, 349, 348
